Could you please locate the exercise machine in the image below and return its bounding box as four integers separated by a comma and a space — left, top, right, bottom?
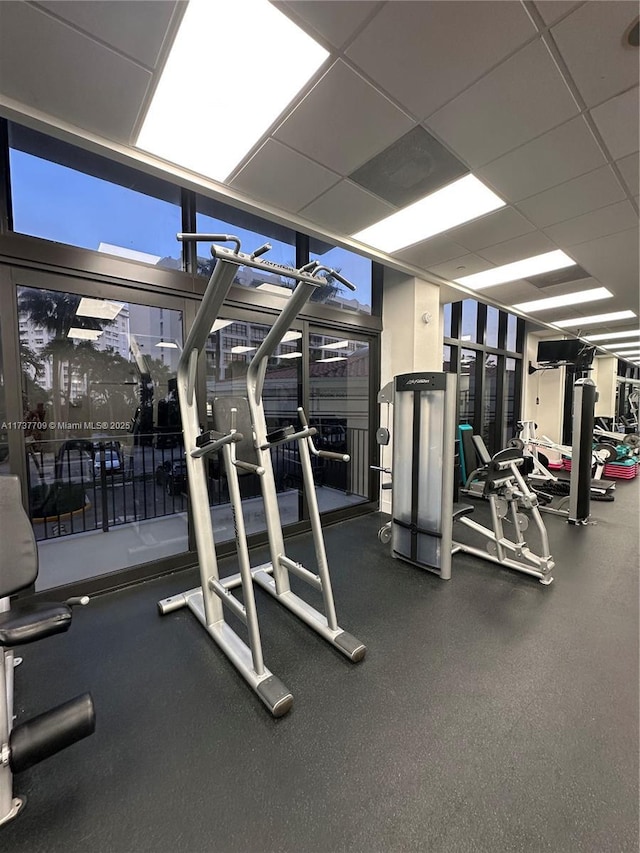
375, 373, 555, 585
376, 372, 457, 579
0, 475, 95, 826
452, 447, 554, 585
159, 235, 365, 718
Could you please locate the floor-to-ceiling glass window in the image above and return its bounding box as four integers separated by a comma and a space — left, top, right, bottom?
309, 331, 371, 507
444, 300, 524, 455
16, 280, 186, 589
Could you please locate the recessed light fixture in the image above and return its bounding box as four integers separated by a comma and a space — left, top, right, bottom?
455, 250, 575, 290
136, 0, 328, 181
230, 346, 256, 354
156, 341, 179, 349
606, 340, 640, 350
211, 319, 233, 333
552, 310, 636, 328
352, 174, 504, 253
584, 328, 640, 341
68, 328, 103, 341
317, 357, 347, 363
278, 352, 302, 359
613, 348, 640, 355
76, 297, 124, 321
513, 287, 612, 313
281, 331, 302, 342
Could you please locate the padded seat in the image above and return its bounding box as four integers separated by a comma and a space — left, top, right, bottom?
0, 602, 72, 647
452, 502, 475, 521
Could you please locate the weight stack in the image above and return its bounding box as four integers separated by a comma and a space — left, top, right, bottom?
569, 378, 597, 524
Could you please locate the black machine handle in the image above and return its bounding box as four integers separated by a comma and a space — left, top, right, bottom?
9, 693, 96, 774
65, 595, 90, 608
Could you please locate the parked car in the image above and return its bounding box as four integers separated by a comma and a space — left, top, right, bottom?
93, 448, 122, 476
155, 459, 188, 496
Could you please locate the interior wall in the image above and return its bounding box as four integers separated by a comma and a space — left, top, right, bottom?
522, 331, 566, 453
592, 355, 617, 418
379, 269, 442, 512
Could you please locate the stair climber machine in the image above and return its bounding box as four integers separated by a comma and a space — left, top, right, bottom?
158, 235, 365, 717
0, 476, 95, 826
375, 373, 555, 585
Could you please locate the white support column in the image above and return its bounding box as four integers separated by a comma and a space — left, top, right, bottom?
593, 355, 617, 418
379, 270, 442, 512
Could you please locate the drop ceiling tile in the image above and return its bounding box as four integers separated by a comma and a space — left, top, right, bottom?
543, 200, 638, 246
517, 166, 627, 227
568, 228, 639, 303
426, 41, 578, 168
478, 117, 607, 202
346, 1, 535, 119
423, 253, 495, 281
0, 1, 152, 141
299, 180, 396, 234
395, 236, 470, 269
482, 280, 553, 305
477, 231, 558, 265
534, 2, 582, 26
274, 60, 414, 175
36, 0, 182, 68
230, 140, 339, 212
551, 2, 640, 106
447, 207, 536, 252
591, 87, 640, 161
274, 1, 380, 50
616, 153, 640, 196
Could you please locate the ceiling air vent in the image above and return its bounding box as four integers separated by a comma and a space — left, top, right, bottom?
348, 126, 468, 208
525, 264, 590, 288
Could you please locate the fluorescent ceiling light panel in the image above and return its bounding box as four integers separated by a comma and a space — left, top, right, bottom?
606, 340, 640, 349
68, 328, 103, 341
322, 340, 351, 350
513, 287, 612, 313
230, 346, 256, 354
155, 341, 179, 349
352, 174, 504, 253
455, 250, 575, 291
76, 297, 124, 321
136, 0, 328, 180
281, 331, 302, 342
211, 319, 233, 333
552, 310, 636, 328
278, 352, 302, 359
317, 357, 347, 363
614, 349, 640, 356
585, 329, 640, 341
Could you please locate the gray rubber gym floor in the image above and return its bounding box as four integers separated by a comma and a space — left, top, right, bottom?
4, 481, 639, 852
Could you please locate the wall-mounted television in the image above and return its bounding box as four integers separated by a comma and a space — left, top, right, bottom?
537, 339, 595, 365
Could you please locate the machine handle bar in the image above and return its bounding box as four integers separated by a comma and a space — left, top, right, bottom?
65, 596, 89, 607
313, 266, 356, 291
316, 449, 350, 462
177, 233, 241, 253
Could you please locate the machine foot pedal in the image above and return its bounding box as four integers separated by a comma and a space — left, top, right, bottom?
334, 631, 366, 662
256, 676, 293, 718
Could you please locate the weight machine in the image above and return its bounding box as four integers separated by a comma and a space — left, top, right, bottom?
1, 476, 95, 826
159, 235, 365, 718
375, 372, 555, 585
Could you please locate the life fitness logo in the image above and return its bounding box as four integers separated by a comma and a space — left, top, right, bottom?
405, 377, 432, 385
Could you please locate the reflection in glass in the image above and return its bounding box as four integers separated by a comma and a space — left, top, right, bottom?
504, 357, 518, 446
205, 319, 302, 538
0, 322, 7, 477
486, 306, 499, 348
17, 286, 185, 587
460, 300, 478, 343
443, 345, 452, 372
507, 314, 518, 351
9, 124, 182, 270
482, 354, 498, 452
309, 242, 372, 314
443, 303, 452, 338
309, 333, 370, 508
459, 349, 477, 426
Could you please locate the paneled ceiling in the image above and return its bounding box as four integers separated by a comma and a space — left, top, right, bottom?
0, 0, 638, 341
